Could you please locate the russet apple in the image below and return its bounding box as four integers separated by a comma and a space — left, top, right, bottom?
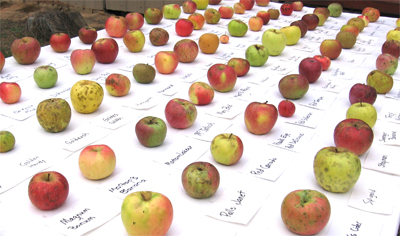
162, 4, 181, 19
175, 19, 194, 37
105, 73, 131, 97
346, 101, 378, 128
376, 53, 398, 75
78, 27, 97, 44
227, 57, 250, 77
33, 65, 58, 89
207, 63, 237, 92
36, 98, 71, 133
313, 55, 331, 71
70, 49, 96, 75
154, 51, 179, 74
123, 30, 145, 52
245, 44, 269, 67
135, 116, 167, 147
125, 12, 144, 30
105, 15, 128, 38
262, 29, 287, 56
349, 83, 377, 105
173, 39, 199, 63
182, 162, 220, 198
183, 1, 197, 14
188, 13, 205, 30
278, 74, 309, 99
11, 36, 41, 65
70, 80, 104, 114
149, 28, 169, 46
0, 82, 21, 104
91, 38, 119, 64
204, 8, 221, 24
165, 98, 197, 129
144, 7, 163, 24
49, 33, 71, 53
382, 39, 400, 58
0, 131, 15, 153
244, 101, 278, 135
320, 39, 342, 60
218, 6, 234, 19
132, 63, 156, 84
268, 8, 280, 20
278, 100, 296, 117
347, 18, 365, 32
366, 70, 394, 94
211, 133, 244, 165
79, 144, 116, 180
188, 81, 214, 105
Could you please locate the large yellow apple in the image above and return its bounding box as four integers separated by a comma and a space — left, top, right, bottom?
70, 80, 104, 114
192, 0, 208, 9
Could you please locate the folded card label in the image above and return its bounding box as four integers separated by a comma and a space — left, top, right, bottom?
185, 118, 232, 142
314, 79, 347, 93
91, 107, 142, 130
265, 63, 296, 75
364, 145, 400, 176
374, 124, 399, 146
156, 83, 181, 96
300, 90, 337, 110
230, 84, 266, 102
43, 85, 72, 99
326, 211, 383, 236
121, 92, 163, 110
206, 98, 247, 119
379, 100, 400, 124
268, 125, 313, 153
284, 106, 325, 129
1, 98, 40, 121
61, 124, 111, 152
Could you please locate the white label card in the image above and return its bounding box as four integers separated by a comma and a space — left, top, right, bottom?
155, 83, 181, 96
61, 123, 112, 152
385, 84, 400, 100
314, 78, 347, 93
121, 92, 163, 110
185, 118, 232, 142
205, 98, 247, 119
284, 106, 326, 129
43, 85, 72, 99
356, 35, 379, 46
37, 57, 69, 69
364, 145, 400, 176
350, 44, 374, 54
265, 62, 296, 75
45, 193, 121, 236
90, 107, 143, 130
0, 66, 30, 82
247, 71, 279, 87
299, 90, 337, 110
326, 211, 383, 236
327, 66, 358, 80
302, 34, 325, 43
279, 55, 305, 64
88, 70, 119, 84
379, 99, 400, 124
293, 41, 320, 52
194, 58, 223, 70
177, 69, 207, 83
0, 98, 41, 121
229, 42, 251, 51
373, 123, 400, 146
268, 125, 313, 153
230, 84, 267, 102
205, 175, 269, 225
212, 51, 243, 62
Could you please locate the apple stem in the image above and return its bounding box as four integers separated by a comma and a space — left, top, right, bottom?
141, 191, 152, 201
229, 133, 233, 138
359, 100, 363, 107
265, 100, 268, 104
47, 173, 50, 181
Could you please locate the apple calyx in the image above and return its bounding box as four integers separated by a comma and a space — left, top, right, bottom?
141, 191, 153, 201
297, 190, 312, 207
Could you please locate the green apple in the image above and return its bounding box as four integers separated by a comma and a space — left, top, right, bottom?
162, 4, 181, 19
314, 146, 361, 193
132, 63, 156, 84
366, 70, 394, 94
261, 29, 287, 56
33, 65, 58, 89
0, 131, 15, 153
327, 3, 343, 17
182, 162, 220, 198
245, 44, 269, 67
210, 133, 244, 165
135, 116, 167, 147
346, 101, 377, 128
227, 19, 248, 37
280, 25, 301, 45
387, 29, 400, 42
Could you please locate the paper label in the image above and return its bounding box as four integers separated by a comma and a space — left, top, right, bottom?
299, 90, 337, 110
265, 63, 296, 75
326, 211, 383, 236
385, 84, 400, 100
364, 145, 400, 176
0, 66, 30, 82
314, 78, 347, 93
43, 85, 72, 99
0, 98, 41, 121
205, 98, 247, 119
230, 84, 267, 102
155, 83, 181, 96
350, 45, 374, 54
379, 99, 400, 124
90, 107, 143, 130
327, 66, 358, 80
356, 36, 379, 46
185, 118, 232, 142
268, 125, 313, 153
121, 92, 163, 110
284, 106, 326, 129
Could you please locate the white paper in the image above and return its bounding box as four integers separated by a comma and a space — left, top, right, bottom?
155, 83, 182, 96
379, 99, 400, 124
313, 78, 347, 93
385, 84, 400, 100
90, 107, 143, 130
121, 92, 163, 110
373, 122, 400, 146
205, 98, 247, 119
230, 84, 267, 102
247, 70, 280, 86
264, 62, 297, 75
185, 118, 232, 142
356, 35, 380, 46
293, 41, 320, 52
364, 145, 400, 176
299, 90, 337, 110
267, 125, 313, 153
212, 51, 243, 62
284, 106, 326, 129
42, 85, 72, 99
0, 97, 41, 121
0, 65, 31, 82
326, 211, 383, 236
327, 66, 358, 80
350, 45, 374, 54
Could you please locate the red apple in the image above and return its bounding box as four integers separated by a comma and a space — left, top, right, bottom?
105, 15, 128, 38
220, 33, 229, 44
91, 38, 119, 64
362, 7, 380, 22
281, 189, 331, 235
234, 2, 246, 14
182, 1, 197, 14
188, 81, 215, 105
257, 11, 270, 25
334, 118, 374, 155
244, 101, 278, 135
144, 7, 163, 24
299, 57, 322, 83
278, 74, 309, 99
349, 83, 377, 105
292, 1, 304, 11
227, 57, 250, 77
79, 144, 116, 180
290, 20, 308, 37
135, 116, 167, 147
280, 2, 293, 16
0, 52, 5, 72
188, 13, 206, 30
78, 27, 98, 44
278, 100, 296, 117
256, 0, 270, 6
218, 6, 234, 19
173, 39, 199, 63
125, 12, 144, 30
313, 55, 331, 71
11, 37, 41, 65
240, 0, 255, 10
301, 14, 319, 30
207, 64, 237, 92
314, 7, 330, 20
209, 0, 222, 4
340, 24, 360, 37
182, 162, 220, 198
28, 171, 69, 210
155, 51, 179, 74
175, 18, 194, 37
0, 82, 21, 104
70, 49, 96, 75
105, 73, 131, 97
382, 39, 400, 58
320, 39, 342, 60
49, 33, 71, 53
165, 98, 197, 129
248, 16, 263, 31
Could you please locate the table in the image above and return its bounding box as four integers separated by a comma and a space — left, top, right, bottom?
0, 1, 399, 235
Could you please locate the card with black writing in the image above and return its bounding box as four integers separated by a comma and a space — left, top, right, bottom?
0, 65, 30, 82
373, 121, 400, 146
90, 107, 143, 130
313, 78, 348, 93
350, 44, 374, 54
267, 125, 313, 153
185, 118, 232, 142
0, 97, 41, 121
121, 92, 163, 110
379, 99, 400, 124
326, 66, 358, 80
299, 90, 337, 110
205, 98, 247, 119
229, 84, 267, 102
364, 145, 400, 176
284, 105, 325, 129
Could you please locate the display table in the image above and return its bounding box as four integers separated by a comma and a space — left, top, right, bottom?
0, 1, 399, 235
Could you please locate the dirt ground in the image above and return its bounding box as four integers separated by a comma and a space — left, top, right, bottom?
0, 1, 113, 58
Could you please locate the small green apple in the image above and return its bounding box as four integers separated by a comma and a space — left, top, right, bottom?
227, 19, 248, 37
245, 44, 269, 67
346, 101, 377, 128
327, 3, 343, 17
33, 65, 58, 89
0, 131, 15, 153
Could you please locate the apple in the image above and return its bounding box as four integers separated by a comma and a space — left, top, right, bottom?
376, 53, 398, 75
278, 74, 309, 99
320, 39, 342, 60
268, 9, 280, 20
0, 131, 15, 153
346, 101, 378, 128
174, 39, 199, 63
387, 30, 400, 42
165, 98, 197, 129
33, 65, 58, 89
290, 20, 308, 38
183, 1, 197, 14
144, 7, 163, 24
219, 6, 234, 19
36, 98, 71, 133
135, 116, 167, 147
70, 49, 96, 75
162, 4, 181, 19
121, 191, 173, 236
256, 0, 270, 6
204, 8, 221, 24
28, 171, 69, 210
11, 36, 41, 65
262, 29, 287, 56
70, 80, 104, 114
240, 0, 255, 10
280, 25, 301, 45
211, 133, 244, 165
49, 33, 71, 53
220, 33, 229, 44
362, 7, 380, 22
349, 83, 377, 105
234, 2, 246, 14
192, 0, 208, 10
79, 144, 116, 180
105, 73, 131, 97
357, 15, 370, 27
245, 44, 269, 67
0, 52, 5, 72
281, 189, 331, 235
209, 0, 222, 4
199, 33, 219, 54
278, 99, 296, 117
334, 118, 374, 155
78, 27, 98, 44
397, 18, 400, 27
149, 28, 169, 46
257, 11, 270, 25
123, 30, 145, 52
366, 70, 394, 94
105, 15, 128, 38
292, 1, 303, 11
340, 24, 360, 37
347, 18, 365, 32
327, 3, 342, 17
188, 81, 214, 105
228, 19, 248, 37
227, 57, 250, 77
248, 16, 263, 31
207, 64, 237, 92
316, 12, 327, 26
182, 162, 220, 198
313, 55, 331, 71
299, 57, 322, 83
382, 39, 400, 58
301, 14, 319, 30
313, 7, 330, 20
245, 101, 278, 135
126, 12, 144, 30
175, 19, 194, 37
91, 38, 119, 64
280, 2, 293, 16
0, 82, 21, 104
188, 13, 206, 30
314, 146, 361, 193
155, 51, 179, 74
132, 63, 156, 84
